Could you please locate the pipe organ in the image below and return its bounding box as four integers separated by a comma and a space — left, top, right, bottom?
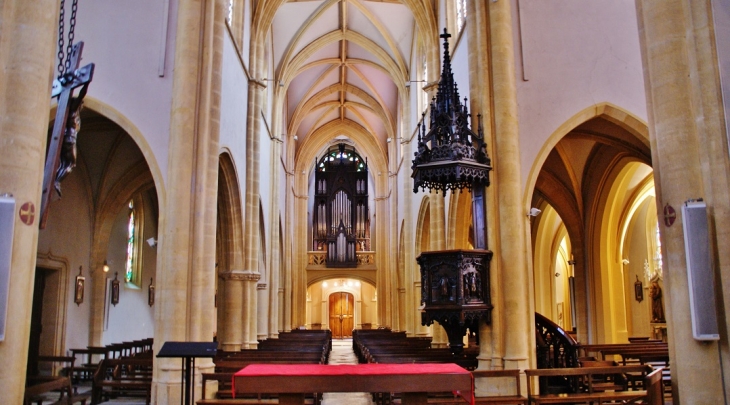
312, 144, 370, 267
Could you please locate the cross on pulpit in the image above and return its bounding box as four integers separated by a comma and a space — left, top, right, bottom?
40, 41, 94, 229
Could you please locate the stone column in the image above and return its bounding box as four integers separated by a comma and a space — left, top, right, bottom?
0, 1, 57, 401
388, 138, 400, 330
429, 191, 449, 346
402, 91, 418, 336
375, 193, 391, 327
220, 271, 245, 351
292, 190, 309, 327
241, 270, 260, 348
153, 0, 223, 402
267, 102, 283, 337
468, 0, 501, 371
636, 0, 730, 402
488, 0, 530, 371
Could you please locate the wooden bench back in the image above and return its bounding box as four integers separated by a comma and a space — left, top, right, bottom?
525, 365, 652, 395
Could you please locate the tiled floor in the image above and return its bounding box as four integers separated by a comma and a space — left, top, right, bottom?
320, 339, 375, 405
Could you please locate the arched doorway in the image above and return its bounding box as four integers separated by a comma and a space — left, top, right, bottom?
329, 292, 355, 338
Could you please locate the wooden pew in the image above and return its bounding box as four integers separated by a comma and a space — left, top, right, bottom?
91, 357, 152, 405
69, 346, 109, 382
524, 365, 653, 404
197, 331, 330, 401
581, 344, 670, 393
354, 329, 479, 371
24, 376, 90, 405
399, 369, 528, 405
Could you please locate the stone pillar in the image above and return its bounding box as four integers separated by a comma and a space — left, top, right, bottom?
242, 70, 264, 345
242, 271, 260, 348
388, 138, 400, 331
0, 1, 57, 401
257, 281, 268, 340
153, 0, 223, 402
636, 0, 730, 402
466, 0, 499, 370
292, 191, 309, 327
429, 192, 448, 346
402, 90, 417, 336
375, 193, 391, 327
488, 0, 530, 371
429, 192, 446, 251
267, 108, 283, 337
220, 271, 245, 351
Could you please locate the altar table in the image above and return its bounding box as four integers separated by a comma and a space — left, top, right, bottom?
232, 363, 474, 405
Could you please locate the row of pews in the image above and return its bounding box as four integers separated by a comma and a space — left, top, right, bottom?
353, 329, 479, 370
199, 329, 332, 404
24, 338, 153, 405
576, 337, 671, 397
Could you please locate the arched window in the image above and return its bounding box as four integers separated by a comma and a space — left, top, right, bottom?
124, 198, 143, 286
227, 0, 233, 26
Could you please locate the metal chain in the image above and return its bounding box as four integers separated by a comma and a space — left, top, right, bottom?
64, 0, 78, 74
57, 0, 65, 77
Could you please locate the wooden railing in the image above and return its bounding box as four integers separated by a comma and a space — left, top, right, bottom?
535, 312, 580, 394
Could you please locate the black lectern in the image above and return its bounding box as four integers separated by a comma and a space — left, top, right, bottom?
157, 341, 217, 405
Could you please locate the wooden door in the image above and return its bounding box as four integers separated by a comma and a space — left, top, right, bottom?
329, 292, 354, 338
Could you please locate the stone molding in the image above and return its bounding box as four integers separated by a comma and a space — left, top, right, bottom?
221, 270, 261, 281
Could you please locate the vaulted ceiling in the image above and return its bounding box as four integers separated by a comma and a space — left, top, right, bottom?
272, 0, 420, 155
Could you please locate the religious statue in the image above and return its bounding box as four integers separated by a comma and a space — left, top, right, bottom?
463, 271, 480, 300
54, 97, 83, 196
649, 281, 666, 323
439, 276, 450, 298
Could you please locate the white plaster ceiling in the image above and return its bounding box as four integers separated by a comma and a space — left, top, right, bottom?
273, 0, 414, 156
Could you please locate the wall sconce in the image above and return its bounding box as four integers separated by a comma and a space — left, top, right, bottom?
528, 207, 542, 217
386, 138, 392, 143
293, 135, 298, 141
555, 272, 561, 278
103, 260, 110, 273
146, 237, 157, 247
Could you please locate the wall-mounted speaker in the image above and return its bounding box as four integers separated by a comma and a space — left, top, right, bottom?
681, 200, 720, 341
0, 196, 16, 342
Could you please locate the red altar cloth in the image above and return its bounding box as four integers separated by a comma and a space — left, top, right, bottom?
232, 363, 473, 404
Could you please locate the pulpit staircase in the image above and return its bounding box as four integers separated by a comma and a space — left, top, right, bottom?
535, 312, 580, 394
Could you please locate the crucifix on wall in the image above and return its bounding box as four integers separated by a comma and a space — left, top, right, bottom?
40, 41, 94, 229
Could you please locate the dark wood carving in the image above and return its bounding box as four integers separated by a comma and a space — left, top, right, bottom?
535, 312, 579, 393
412, 30, 493, 356
411, 30, 491, 195
312, 144, 370, 267
418, 249, 493, 354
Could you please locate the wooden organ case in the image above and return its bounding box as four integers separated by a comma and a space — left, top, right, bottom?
313, 144, 370, 268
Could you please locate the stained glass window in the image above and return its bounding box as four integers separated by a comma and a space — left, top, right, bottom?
316, 144, 366, 172
125, 200, 135, 283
